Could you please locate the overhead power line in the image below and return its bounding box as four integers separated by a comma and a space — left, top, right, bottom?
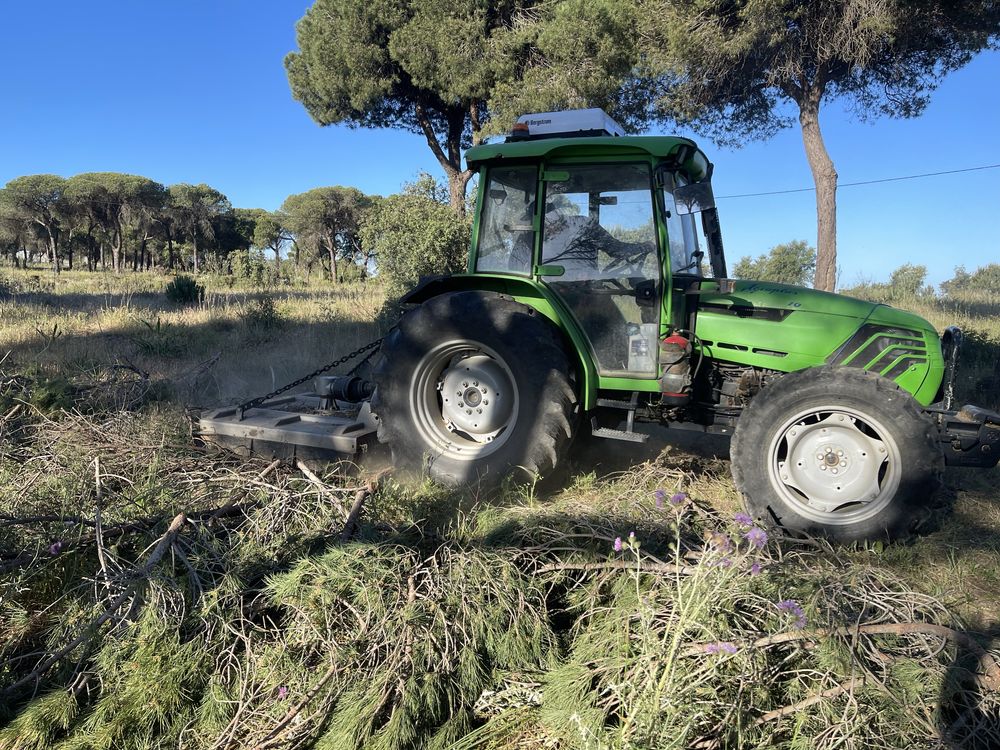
715, 162, 1000, 200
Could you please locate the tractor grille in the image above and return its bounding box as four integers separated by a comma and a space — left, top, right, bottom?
827, 324, 928, 379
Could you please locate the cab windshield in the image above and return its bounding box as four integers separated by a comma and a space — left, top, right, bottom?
661, 173, 726, 278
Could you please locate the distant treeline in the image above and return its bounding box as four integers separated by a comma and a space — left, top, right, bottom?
0, 173, 391, 282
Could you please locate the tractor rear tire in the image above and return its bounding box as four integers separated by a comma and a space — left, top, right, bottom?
730, 366, 942, 542
371, 291, 577, 488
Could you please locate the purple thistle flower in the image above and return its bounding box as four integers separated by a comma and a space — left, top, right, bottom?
717, 557, 733, 569
733, 512, 753, 527
704, 641, 738, 655
278, 686, 288, 699
744, 526, 768, 550
749, 562, 763, 576
669, 492, 686, 506
628, 531, 636, 541
777, 599, 808, 629
48, 541, 63, 556
613, 536, 623, 553
654, 489, 667, 508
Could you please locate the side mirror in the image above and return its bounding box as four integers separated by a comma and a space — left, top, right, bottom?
674, 182, 716, 215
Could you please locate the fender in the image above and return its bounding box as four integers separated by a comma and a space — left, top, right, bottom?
401, 273, 600, 409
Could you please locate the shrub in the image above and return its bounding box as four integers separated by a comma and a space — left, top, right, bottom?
164, 275, 204, 305
240, 294, 283, 336
844, 264, 935, 303
228, 248, 272, 288
732, 240, 816, 286
941, 263, 1000, 296
360, 193, 470, 299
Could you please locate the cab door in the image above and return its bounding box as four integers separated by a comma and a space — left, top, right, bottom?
538, 162, 661, 377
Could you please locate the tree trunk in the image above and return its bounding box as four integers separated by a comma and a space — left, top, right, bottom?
166, 230, 175, 270
47, 229, 59, 275
445, 167, 474, 214
413, 103, 477, 214
112, 229, 122, 274
192, 230, 199, 273
797, 97, 838, 292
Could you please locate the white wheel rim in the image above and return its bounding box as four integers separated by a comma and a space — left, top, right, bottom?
767, 405, 902, 525
409, 340, 519, 462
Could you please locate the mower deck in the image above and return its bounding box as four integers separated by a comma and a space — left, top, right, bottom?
196, 395, 379, 460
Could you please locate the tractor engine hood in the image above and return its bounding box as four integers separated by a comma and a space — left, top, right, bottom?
693, 280, 944, 404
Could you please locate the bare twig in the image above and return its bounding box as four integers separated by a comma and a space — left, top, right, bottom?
256, 662, 340, 749
754, 675, 867, 725
296, 458, 348, 517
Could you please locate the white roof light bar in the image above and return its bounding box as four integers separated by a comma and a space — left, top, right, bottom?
512, 108, 625, 139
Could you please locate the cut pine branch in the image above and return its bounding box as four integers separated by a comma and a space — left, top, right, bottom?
2, 513, 186, 696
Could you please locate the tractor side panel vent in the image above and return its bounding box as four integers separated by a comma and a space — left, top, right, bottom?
827, 324, 928, 379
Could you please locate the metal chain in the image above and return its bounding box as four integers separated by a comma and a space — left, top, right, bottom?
238, 338, 383, 419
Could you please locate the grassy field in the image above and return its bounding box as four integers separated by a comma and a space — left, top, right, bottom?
1, 268, 999, 749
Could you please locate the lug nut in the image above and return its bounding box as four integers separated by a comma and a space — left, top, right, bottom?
481, 387, 487, 394
476, 408, 482, 414
831, 468, 839, 474
840, 460, 847, 467
825, 446, 833, 453
483, 400, 489, 405
816, 453, 824, 460
466, 409, 472, 414
458, 402, 464, 408
820, 465, 827, 471
837, 450, 844, 456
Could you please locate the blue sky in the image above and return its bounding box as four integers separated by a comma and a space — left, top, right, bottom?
1, 1, 997, 287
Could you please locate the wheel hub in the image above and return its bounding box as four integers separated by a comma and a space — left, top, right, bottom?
438, 354, 513, 440
773, 411, 895, 518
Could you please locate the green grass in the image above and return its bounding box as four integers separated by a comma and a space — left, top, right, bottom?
1, 268, 999, 749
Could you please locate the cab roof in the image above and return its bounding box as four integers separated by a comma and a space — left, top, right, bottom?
465, 135, 711, 181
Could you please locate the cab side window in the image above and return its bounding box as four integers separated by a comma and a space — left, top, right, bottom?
475, 166, 538, 274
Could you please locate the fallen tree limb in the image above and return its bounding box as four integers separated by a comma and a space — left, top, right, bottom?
535, 559, 697, 576
754, 675, 867, 725
0, 460, 283, 574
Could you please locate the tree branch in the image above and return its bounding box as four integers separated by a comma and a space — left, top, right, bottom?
535, 559, 696, 576
754, 675, 866, 726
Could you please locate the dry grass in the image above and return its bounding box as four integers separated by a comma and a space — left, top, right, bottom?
0, 268, 384, 407
1, 267, 999, 748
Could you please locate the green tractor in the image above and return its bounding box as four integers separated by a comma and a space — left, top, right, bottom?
200, 108, 999, 541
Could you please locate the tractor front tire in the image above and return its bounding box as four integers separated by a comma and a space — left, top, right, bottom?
371, 291, 577, 488
730, 366, 942, 542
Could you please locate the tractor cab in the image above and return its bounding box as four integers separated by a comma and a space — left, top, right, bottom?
466, 109, 726, 383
